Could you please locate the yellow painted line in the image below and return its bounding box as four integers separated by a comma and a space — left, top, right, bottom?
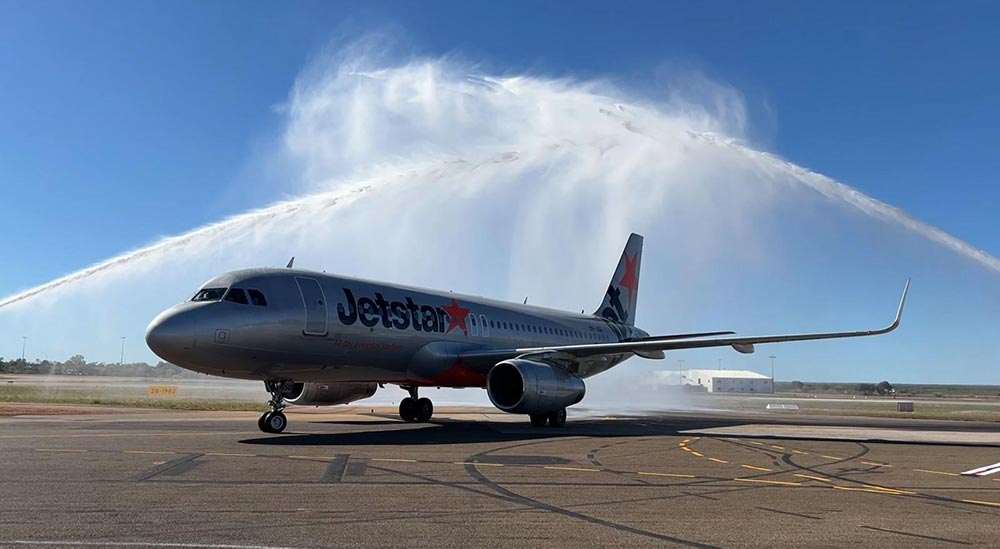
544, 466, 600, 473
371, 458, 418, 463
681, 446, 692, 452
35, 449, 87, 453
463, 462, 504, 467
914, 468, 960, 477
746, 441, 764, 445
741, 464, 773, 472
205, 452, 255, 457
961, 499, 1000, 508
288, 455, 335, 460
769, 445, 786, 451
821, 455, 844, 460
124, 450, 176, 455
681, 439, 691, 444
791, 450, 809, 455
861, 485, 914, 495
861, 461, 891, 467
708, 458, 729, 464
794, 474, 832, 483
833, 485, 911, 495
690, 451, 704, 457
637, 471, 696, 479
734, 478, 801, 487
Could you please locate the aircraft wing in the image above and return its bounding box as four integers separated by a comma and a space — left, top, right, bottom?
459, 279, 909, 366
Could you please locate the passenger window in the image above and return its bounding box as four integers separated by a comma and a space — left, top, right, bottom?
224, 288, 249, 305
247, 289, 268, 307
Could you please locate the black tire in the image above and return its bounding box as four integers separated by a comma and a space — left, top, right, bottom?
529, 414, 547, 427
416, 397, 434, 422
258, 412, 271, 433
266, 411, 287, 433
399, 397, 418, 422
547, 408, 567, 428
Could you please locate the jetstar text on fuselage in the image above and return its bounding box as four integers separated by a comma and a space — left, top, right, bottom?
336, 288, 471, 335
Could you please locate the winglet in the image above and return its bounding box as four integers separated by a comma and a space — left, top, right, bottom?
889, 278, 910, 331
286, 257, 295, 268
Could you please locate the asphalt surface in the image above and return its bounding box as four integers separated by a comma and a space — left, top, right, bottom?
1, 405, 999, 548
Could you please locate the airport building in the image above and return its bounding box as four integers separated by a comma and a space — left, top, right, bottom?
683, 369, 773, 394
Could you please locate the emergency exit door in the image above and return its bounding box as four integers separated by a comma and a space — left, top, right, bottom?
295, 277, 328, 336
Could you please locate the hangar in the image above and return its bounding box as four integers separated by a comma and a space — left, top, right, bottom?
684, 369, 773, 394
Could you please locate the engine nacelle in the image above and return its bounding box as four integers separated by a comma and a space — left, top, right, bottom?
285, 382, 377, 406
487, 359, 585, 415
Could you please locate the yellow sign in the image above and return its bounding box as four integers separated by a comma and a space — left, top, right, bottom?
147, 385, 179, 398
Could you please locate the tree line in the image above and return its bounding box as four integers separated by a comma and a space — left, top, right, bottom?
0, 355, 200, 378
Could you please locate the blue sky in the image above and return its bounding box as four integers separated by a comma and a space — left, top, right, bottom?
1, 1, 998, 381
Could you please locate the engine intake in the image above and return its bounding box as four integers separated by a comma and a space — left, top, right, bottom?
285, 382, 377, 406
487, 359, 585, 415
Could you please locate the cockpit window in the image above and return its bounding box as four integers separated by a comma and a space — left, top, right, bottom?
191, 288, 226, 302
224, 288, 249, 305
247, 289, 268, 307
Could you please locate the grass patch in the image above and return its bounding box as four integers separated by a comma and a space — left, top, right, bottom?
0, 385, 265, 412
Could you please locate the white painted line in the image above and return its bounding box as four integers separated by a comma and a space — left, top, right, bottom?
961, 461, 1000, 476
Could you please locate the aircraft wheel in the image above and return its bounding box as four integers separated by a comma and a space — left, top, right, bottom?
529, 414, 547, 427
266, 411, 287, 433
399, 397, 418, 422
547, 408, 567, 428
416, 397, 434, 422
258, 412, 271, 433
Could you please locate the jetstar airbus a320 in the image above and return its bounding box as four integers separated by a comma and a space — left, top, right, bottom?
146, 234, 909, 433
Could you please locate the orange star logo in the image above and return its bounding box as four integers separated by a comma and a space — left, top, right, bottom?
619, 252, 639, 311
443, 299, 471, 335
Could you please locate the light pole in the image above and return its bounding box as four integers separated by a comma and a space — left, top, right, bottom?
768, 355, 776, 394
120, 336, 127, 366
677, 359, 685, 386
21, 336, 27, 362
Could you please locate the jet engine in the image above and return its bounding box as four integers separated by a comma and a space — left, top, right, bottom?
487, 359, 585, 415
285, 382, 377, 406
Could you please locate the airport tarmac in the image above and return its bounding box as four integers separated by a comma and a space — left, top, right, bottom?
1, 405, 999, 547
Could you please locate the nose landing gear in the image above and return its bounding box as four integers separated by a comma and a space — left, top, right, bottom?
259, 380, 294, 433
399, 386, 433, 422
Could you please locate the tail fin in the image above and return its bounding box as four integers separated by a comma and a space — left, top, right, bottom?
595, 233, 643, 326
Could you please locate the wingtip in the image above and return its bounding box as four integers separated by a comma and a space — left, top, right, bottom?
893, 278, 910, 327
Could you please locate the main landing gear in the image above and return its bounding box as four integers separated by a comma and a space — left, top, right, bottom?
529, 408, 567, 428
398, 386, 434, 423
259, 380, 293, 434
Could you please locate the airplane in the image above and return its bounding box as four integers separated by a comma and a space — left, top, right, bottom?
145, 234, 909, 434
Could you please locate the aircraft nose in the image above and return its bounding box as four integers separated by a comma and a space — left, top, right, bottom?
145, 308, 198, 362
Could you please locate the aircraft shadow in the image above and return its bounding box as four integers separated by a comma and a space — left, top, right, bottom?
239, 416, 747, 447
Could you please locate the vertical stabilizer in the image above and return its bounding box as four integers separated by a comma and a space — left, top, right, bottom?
595, 233, 643, 326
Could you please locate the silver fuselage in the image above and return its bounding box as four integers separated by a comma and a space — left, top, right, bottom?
146, 268, 647, 387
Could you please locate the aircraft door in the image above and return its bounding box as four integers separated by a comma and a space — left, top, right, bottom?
295, 277, 328, 336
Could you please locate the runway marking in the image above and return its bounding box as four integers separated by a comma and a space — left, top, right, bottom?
287, 455, 336, 461
861, 461, 891, 467
741, 465, 772, 472
833, 485, 913, 496
689, 451, 704, 457
320, 454, 350, 483
768, 445, 786, 451
35, 448, 87, 453
205, 452, 255, 457
128, 453, 203, 482
821, 455, 844, 460
914, 468, 960, 477
734, 478, 800, 487
544, 466, 600, 472
0, 541, 300, 549
790, 450, 809, 455
466, 462, 504, 467
681, 439, 691, 444
960, 499, 1000, 508
370, 458, 417, 463
961, 461, 1000, 476
708, 458, 729, 464
794, 474, 832, 483
637, 472, 696, 478
124, 450, 177, 455
681, 447, 692, 452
